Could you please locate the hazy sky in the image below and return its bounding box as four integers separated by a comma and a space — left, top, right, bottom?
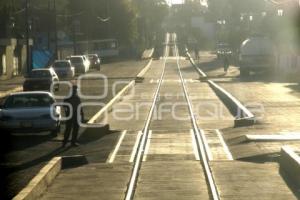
167, 0, 184, 5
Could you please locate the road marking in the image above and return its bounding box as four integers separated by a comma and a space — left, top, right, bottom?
107, 130, 127, 163
143, 130, 152, 161
216, 129, 234, 160
130, 131, 143, 163
199, 129, 213, 161
190, 129, 200, 160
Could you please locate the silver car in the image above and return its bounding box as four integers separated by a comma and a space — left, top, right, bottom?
67, 56, 89, 74
53, 60, 75, 78
0, 92, 61, 135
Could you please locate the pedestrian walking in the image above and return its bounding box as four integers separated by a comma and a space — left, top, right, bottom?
194, 45, 199, 61
62, 85, 84, 147
223, 56, 230, 73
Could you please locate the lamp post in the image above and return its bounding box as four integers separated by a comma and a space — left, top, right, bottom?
54, 0, 58, 59
25, 0, 31, 74
47, 0, 51, 50
9, 17, 15, 37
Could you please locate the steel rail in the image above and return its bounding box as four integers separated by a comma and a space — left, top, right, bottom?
124, 33, 170, 200
174, 35, 220, 200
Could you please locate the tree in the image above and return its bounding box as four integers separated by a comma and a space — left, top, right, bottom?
133, 0, 168, 47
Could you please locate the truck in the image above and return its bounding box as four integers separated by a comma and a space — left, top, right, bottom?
238, 36, 276, 77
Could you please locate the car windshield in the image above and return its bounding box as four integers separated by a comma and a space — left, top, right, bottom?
218, 44, 229, 49
88, 55, 97, 60
4, 94, 54, 109
54, 62, 70, 68
30, 70, 51, 78
70, 57, 83, 64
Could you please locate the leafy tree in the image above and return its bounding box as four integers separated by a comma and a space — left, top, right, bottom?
133, 0, 168, 47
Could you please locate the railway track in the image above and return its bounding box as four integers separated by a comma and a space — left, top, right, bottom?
124, 33, 219, 200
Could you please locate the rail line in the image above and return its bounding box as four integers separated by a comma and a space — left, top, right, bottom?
174, 35, 220, 200
124, 33, 219, 200
124, 33, 170, 200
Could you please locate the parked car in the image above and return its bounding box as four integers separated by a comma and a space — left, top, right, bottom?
67, 56, 89, 74
216, 43, 232, 59
83, 55, 91, 70
0, 92, 61, 136
239, 36, 276, 77
53, 60, 75, 78
87, 54, 101, 70
23, 68, 59, 92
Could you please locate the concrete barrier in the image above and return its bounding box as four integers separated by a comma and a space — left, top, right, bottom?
279, 146, 300, 186
12, 155, 89, 200
141, 48, 154, 60
208, 80, 255, 127
12, 157, 62, 200
185, 48, 255, 127
185, 51, 208, 81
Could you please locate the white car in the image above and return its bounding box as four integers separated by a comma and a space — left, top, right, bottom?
67, 56, 89, 74
83, 55, 91, 71
0, 92, 61, 136
53, 60, 75, 78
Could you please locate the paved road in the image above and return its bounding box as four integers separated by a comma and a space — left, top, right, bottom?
193, 51, 300, 198
0, 59, 148, 199
39, 35, 299, 199
3, 45, 300, 199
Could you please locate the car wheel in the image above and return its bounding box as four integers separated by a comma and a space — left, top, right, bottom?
51, 125, 60, 137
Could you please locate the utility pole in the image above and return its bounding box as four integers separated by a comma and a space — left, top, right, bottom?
73, 20, 78, 55
25, 0, 31, 74
47, 0, 51, 50
54, 0, 58, 59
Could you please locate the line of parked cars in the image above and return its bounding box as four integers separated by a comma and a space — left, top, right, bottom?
0, 54, 101, 135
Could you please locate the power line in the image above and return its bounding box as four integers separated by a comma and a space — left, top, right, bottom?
56, 11, 85, 18
266, 0, 299, 5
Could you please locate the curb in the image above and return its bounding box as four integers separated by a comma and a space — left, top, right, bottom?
279, 146, 300, 186
12, 157, 62, 200
12, 155, 88, 200
208, 80, 255, 127
88, 58, 153, 124
185, 48, 255, 127
186, 51, 208, 81
141, 48, 154, 60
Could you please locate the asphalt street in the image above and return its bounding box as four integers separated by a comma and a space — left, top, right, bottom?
38, 39, 300, 199
2, 49, 300, 199
0, 59, 148, 199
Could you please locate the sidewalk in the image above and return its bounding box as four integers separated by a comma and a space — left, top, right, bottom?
0, 76, 24, 98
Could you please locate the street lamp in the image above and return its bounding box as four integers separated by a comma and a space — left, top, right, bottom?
25, 0, 31, 74
9, 17, 16, 37
54, 0, 58, 59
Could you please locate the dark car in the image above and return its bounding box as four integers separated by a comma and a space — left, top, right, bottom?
88, 54, 101, 70
23, 68, 59, 92
216, 43, 232, 59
